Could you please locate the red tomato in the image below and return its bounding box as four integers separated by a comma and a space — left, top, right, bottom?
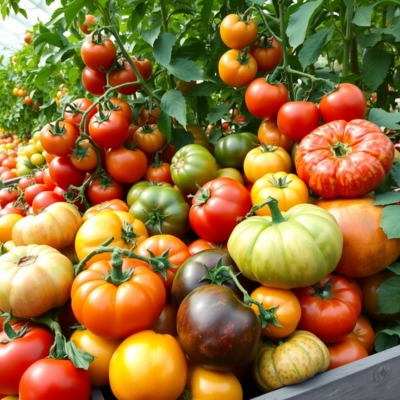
81, 14, 96, 35
23, 184, 49, 206
32, 191, 65, 213
0, 323, 54, 396
49, 156, 87, 191
294, 119, 394, 199
277, 101, 320, 141
189, 177, 253, 243
18, 176, 35, 191
293, 274, 362, 343
187, 239, 227, 255
245, 78, 288, 119
33, 170, 45, 185
81, 66, 107, 96
80, 36, 116, 70
87, 174, 124, 204
109, 58, 143, 95
0, 187, 19, 208
63, 98, 97, 129
132, 56, 152, 81
43, 168, 56, 190
19, 359, 91, 400
40, 121, 79, 157
319, 83, 367, 123
250, 37, 283, 72
104, 97, 133, 124
353, 314, 376, 355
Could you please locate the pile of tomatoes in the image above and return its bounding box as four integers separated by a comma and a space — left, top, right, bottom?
0, 16, 400, 400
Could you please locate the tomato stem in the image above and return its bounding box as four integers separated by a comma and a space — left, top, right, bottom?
312, 278, 334, 300
238, 196, 286, 224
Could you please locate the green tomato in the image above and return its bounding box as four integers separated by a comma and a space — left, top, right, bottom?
170, 144, 217, 194
126, 181, 172, 207
214, 132, 259, 169
227, 199, 343, 289
129, 186, 189, 238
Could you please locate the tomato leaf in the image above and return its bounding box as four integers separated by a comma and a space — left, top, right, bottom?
185, 82, 218, 97
368, 108, 400, 130
380, 205, 400, 239
161, 89, 187, 127
157, 109, 172, 142
375, 326, 400, 352
140, 24, 162, 46
64, 0, 86, 27
128, 2, 148, 32
298, 27, 333, 70
355, 32, 383, 48
286, 0, 324, 50
166, 58, 212, 82
64, 340, 94, 370
352, 3, 377, 27
200, 0, 213, 25
153, 32, 176, 66
362, 47, 391, 91
378, 276, 400, 314
373, 191, 400, 206
171, 127, 194, 150
387, 262, 400, 275
206, 101, 234, 124
33, 33, 67, 48
390, 163, 400, 187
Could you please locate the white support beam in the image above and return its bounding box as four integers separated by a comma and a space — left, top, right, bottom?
25, 0, 53, 16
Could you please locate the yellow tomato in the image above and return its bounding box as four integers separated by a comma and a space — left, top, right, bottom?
251, 171, 309, 215
32, 131, 41, 142
30, 153, 45, 166
109, 330, 187, 400
215, 167, 245, 185
23, 144, 39, 158
0, 214, 23, 242
17, 165, 32, 176
35, 140, 44, 153
186, 364, 243, 400
70, 329, 122, 387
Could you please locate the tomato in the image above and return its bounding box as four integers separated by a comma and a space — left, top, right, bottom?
18, 176, 34, 191
189, 177, 252, 242
23, 33, 32, 44
220, 14, 258, 49
31, 191, 65, 213
63, 98, 97, 129
295, 119, 394, 198
70, 139, 98, 171
170, 144, 217, 194
132, 124, 167, 155
257, 119, 295, 153
353, 314, 376, 354
327, 333, 368, 370
0, 214, 23, 243
49, 156, 86, 191
109, 58, 143, 95
186, 364, 243, 400
215, 167, 245, 184
39, 121, 79, 157
177, 284, 261, 371
250, 286, 301, 339
23, 184, 48, 206
218, 49, 258, 87
0, 171, 16, 181
81, 35, 116, 70
43, 169, 56, 190
104, 97, 133, 124
81, 14, 96, 35
187, 238, 227, 255
126, 180, 172, 207
81, 66, 107, 95
243, 144, 292, 183
105, 145, 148, 183
0, 244, 75, 317
75, 210, 148, 266
109, 330, 187, 400
176, 80, 196, 94
253, 330, 330, 392
144, 161, 173, 184
70, 329, 122, 387
24, 96, 33, 106
277, 101, 320, 141
214, 132, 259, 169
316, 197, 400, 277
0, 323, 54, 396
251, 171, 309, 215
12, 202, 82, 249
250, 37, 283, 72
71, 261, 166, 339
228, 200, 343, 289
132, 55, 152, 81
294, 274, 362, 343
0, 205, 24, 218
245, 79, 288, 119
0, 187, 19, 208
150, 301, 178, 336
19, 359, 91, 400
82, 199, 129, 222
319, 83, 367, 123
89, 109, 129, 149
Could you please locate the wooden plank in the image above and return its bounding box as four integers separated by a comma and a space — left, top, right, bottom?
250, 345, 400, 400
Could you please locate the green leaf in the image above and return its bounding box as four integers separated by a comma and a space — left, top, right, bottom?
68, 67, 81, 85
286, 0, 324, 50
356, 32, 383, 48
64, 340, 94, 370
385, 16, 400, 41
140, 24, 162, 47
387, 262, 400, 275
353, 3, 376, 26
373, 191, 400, 206
157, 109, 172, 142
380, 205, 400, 239
64, 0, 86, 27
48, 44, 78, 64
298, 27, 332, 70
378, 277, 400, 314
171, 127, 194, 151
391, 164, 400, 187
206, 102, 234, 124
185, 82, 218, 97
34, 65, 57, 89
153, 32, 176, 66
368, 108, 400, 130
166, 58, 212, 82
362, 47, 391, 91
33, 33, 66, 48
375, 326, 400, 352
200, 0, 213, 24
161, 90, 187, 127
128, 3, 148, 32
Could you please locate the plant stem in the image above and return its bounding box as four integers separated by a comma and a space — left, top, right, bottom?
159, 0, 175, 91
341, 0, 353, 76
254, 5, 282, 43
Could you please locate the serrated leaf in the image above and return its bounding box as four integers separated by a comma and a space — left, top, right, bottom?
375, 327, 400, 352
353, 3, 377, 27
378, 277, 400, 314
373, 191, 400, 206
68, 66, 81, 85
356, 32, 383, 48
153, 32, 176, 66
298, 27, 332, 70
380, 205, 400, 239
185, 82, 218, 97
64, 0, 86, 27
391, 164, 400, 187
34, 33, 66, 48
368, 108, 400, 130
65, 340, 94, 370
286, 0, 324, 50
128, 3, 148, 32
34, 65, 57, 89
166, 58, 212, 82
362, 47, 391, 91
206, 102, 234, 124
171, 127, 194, 150
385, 16, 400, 41
387, 262, 400, 275
160, 90, 187, 127
140, 24, 161, 46
157, 109, 172, 142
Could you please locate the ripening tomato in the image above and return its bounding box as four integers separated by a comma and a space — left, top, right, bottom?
70, 139, 99, 171
132, 124, 167, 155
109, 58, 143, 96
48, 156, 86, 191
81, 67, 107, 95
250, 37, 283, 72
81, 14, 96, 35
257, 119, 295, 153
63, 98, 97, 129
82, 199, 129, 222
352, 314, 375, 355
104, 98, 133, 124
80, 35, 116, 70
132, 56, 152, 81
144, 162, 173, 184
220, 14, 258, 49
0, 214, 23, 242
187, 239, 227, 255
40, 121, 79, 157
87, 174, 124, 204
245, 78, 288, 119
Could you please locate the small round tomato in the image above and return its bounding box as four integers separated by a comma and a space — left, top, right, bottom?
144, 162, 173, 184
0, 187, 19, 208
80, 35, 116, 71
63, 98, 97, 129
104, 97, 133, 125
132, 124, 167, 155
87, 174, 124, 204
24, 184, 48, 206
48, 156, 86, 191
81, 14, 96, 35
70, 139, 99, 171
81, 66, 107, 95
257, 118, 295, 156
250, 37, 283, 72
220, 14, 258, 49
132, 56, 152, 81
40, 121, 79, 157
353, 314, 376, 355
109, 58, 143, 96
82, 199, 129, 222
32, 191, 65, 213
